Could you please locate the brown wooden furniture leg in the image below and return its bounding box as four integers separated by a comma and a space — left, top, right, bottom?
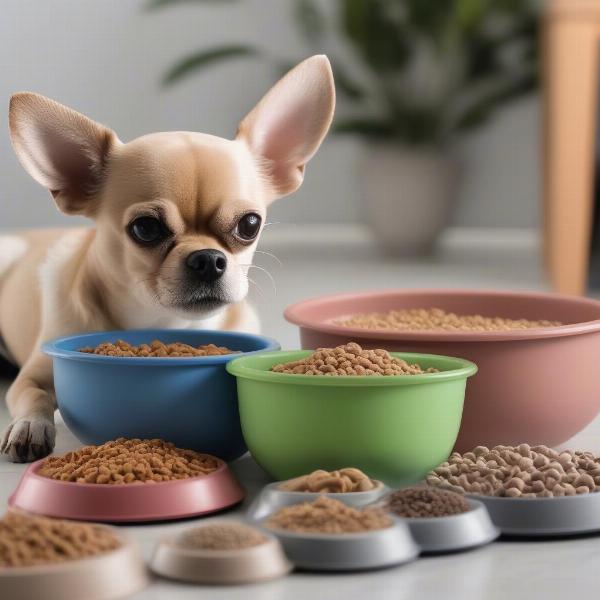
544, 16, 600, 295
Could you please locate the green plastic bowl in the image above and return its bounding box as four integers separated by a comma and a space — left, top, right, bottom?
226, 351, 477, 486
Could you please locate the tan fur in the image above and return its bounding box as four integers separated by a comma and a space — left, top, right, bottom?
0, 55, 335, 462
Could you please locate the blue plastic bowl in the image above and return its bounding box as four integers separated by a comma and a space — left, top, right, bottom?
43, 329, 279, 461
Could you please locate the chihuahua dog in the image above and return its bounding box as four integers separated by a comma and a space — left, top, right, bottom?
0, 55, 335, 462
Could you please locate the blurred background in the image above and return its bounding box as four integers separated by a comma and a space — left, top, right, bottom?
1, 0, 597, 344
0, 0, 540, 231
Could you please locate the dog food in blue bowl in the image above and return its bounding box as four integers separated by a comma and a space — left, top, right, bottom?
43, 329, 279, 461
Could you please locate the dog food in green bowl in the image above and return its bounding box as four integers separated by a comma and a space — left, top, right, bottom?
226, 346, 477, 486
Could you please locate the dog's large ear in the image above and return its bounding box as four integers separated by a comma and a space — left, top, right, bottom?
9, 93, 119, 216
236, 55, 335, 200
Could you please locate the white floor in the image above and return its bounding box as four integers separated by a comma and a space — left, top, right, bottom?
2, 228, 600, 600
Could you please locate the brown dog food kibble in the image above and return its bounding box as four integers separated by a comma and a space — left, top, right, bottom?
427, 444, 600, 498
271, 343, 437, 376
267, 496, 392, 534
38, 438, 219, 484
336, 308, 561, 332
385, 487, 471, 518
79, 339, 236, 357
177, 523, 267, 551
0, 512, 121, 568
279, 468, 377, 493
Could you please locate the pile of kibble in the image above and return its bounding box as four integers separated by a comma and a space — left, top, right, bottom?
267, 496, 392, 534
177, 523, 267, 551
271, 342, 436, 376
38, 438, 219, 484
384, 487, 471, 518
0, 512, 121, 567
79, 339, 236, 357
279, 468, 377, 493
427, 444, 600, 498
335, 308, 561, 332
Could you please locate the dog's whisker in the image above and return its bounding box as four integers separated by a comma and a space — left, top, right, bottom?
243, 264, 276, 295
247, 276, 265, 297
254, 249, 283, 267
262, 221, 281, 229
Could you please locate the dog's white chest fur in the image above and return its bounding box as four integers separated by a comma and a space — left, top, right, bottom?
0, 235, 28, 277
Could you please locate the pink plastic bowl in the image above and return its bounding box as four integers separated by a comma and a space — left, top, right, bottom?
285, 289, 600, 451
9, 456, 244, 522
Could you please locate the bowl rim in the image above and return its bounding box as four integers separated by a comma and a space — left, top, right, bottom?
257, 514, 409, 540
226, 350, 477, 387
42, 329, 280, 366
391, 498, 489, 524
163, 522, 281, 557
467, 490, 600, 503
267, 479, 386, 497
284, 288, 600, 342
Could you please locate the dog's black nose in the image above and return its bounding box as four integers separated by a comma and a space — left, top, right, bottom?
186, 250, 227, 283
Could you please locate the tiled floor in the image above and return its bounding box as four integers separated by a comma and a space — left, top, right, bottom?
2, 230, 599, 600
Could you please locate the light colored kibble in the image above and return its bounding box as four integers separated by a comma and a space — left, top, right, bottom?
279, 468, 377, 493
267, 496, 392, 534
0, 512, 120, 568
38, 438, 219, 484
427, 444, 600, 498
271, 343, 437, 376
336, 308, 561, 332
79, 339, 237, 357
177, 523, 266, 551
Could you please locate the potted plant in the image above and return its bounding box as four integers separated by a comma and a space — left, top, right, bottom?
149, 0, 539, 255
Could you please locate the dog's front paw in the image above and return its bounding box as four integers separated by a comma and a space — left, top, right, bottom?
0, 415, 56, 462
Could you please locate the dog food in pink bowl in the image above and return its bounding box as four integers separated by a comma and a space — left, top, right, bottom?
9, 440, 245, 523
285, 289, 600, 451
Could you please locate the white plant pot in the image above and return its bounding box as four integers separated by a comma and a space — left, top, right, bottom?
360, 144, 459, 256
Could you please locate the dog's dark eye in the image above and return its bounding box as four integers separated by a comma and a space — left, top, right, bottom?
128, 216, 167, 245
235, 213, 262, 241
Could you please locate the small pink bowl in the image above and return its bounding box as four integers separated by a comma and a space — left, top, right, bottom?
285, 288, 600, 451
9, 457, 244, 522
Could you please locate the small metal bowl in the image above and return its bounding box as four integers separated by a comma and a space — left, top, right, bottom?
246, 480, 389, 521
0, 526, 147, 600
469, 492, 600, 537
401, 499, 499, 553
150, 522, 292, 584
260, 516, 419, 571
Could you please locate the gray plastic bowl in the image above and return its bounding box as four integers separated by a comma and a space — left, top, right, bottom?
260, 517, 419, 571
470, 492, 600, 536
403, 499, 499, 553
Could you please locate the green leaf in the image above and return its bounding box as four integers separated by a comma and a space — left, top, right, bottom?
146, 0, 239, 10
390, 106, 445, 145
406, 0, 451, 38
455, 104, 491, 132
294, 0, 325, 44
456, 0, 487, 30
333, 118, 395, 138
341, 0, 369, 44
162, 46, 258, 85
340, 0, 411, 72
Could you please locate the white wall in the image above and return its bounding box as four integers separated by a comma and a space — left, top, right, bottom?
0, 0, 539, 230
